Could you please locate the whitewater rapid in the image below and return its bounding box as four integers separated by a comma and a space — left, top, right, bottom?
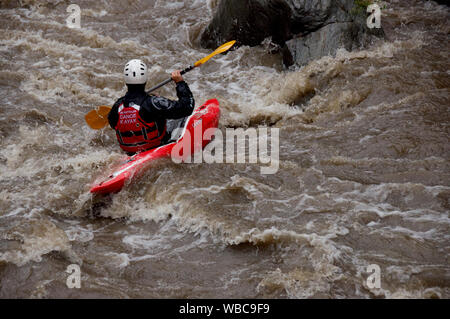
0, 0, 449, 298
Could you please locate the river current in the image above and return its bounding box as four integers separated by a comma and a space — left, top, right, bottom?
0, 0, 449, 298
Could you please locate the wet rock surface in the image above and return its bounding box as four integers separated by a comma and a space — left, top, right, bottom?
201, 0, 385, 67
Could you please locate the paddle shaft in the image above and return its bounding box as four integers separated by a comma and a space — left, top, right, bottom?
85, 41, 235, 130
146, 65, 195, 94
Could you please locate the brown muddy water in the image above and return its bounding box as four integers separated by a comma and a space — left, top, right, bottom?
0, 0, 449, 298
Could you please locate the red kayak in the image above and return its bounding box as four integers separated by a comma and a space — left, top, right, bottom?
90, 99, 220, 195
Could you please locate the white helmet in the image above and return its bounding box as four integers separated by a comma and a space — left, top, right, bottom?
124, 59, 147, 84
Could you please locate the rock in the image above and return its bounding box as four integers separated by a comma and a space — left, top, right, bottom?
201, 0, 293, 48
433, 0, 449, 6
282, 22, 359, 67
283, 12, 385, 66
201, 0, 385, 67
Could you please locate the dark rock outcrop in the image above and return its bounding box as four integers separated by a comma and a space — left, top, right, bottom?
201, 0, 385, 67
433, 0, 449, 6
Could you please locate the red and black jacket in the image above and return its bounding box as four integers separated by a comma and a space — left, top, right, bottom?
108, 82, 195, 155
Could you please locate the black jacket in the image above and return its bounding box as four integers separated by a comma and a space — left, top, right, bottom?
108, 81, 195, 135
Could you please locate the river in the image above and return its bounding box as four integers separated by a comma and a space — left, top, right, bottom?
0, 0, 449, 298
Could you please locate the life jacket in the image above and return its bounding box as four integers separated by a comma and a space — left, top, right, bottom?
114, 101, 166, 154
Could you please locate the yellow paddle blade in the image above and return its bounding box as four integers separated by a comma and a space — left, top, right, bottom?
85, 105, 111, 130
194, 40, 236, 67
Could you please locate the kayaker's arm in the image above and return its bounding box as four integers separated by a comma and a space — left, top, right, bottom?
107, 100, 121, 129
148, 81, 195, 119
175, 81, 196, 117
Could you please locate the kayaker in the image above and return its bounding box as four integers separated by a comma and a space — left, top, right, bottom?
108, 59, 195, 155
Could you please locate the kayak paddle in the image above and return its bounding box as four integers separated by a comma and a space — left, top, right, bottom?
85, 40, 236, 130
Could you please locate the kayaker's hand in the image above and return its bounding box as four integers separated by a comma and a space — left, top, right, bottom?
171, 70, 183, 83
